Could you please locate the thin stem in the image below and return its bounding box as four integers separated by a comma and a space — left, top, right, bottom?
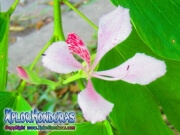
7, 0, 19, 16
53, 0, 65, 41
17, 80, 26, 93
17, 37, 54, 92
17, 0, 66, 93
30, 36, 55, 70
104, 120, 114, 135
16, 36, 54, 93
63, 0, 98, 31
30, 0, 65, 70
63, 73, 85, 84
76, 79, 85, 90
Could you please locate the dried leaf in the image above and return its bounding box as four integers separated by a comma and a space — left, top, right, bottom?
10, 26, 25, 31
69, 83, 79, 93
55, 87, 68, 97
9, 37, 17, 44
36, 20, 44, 30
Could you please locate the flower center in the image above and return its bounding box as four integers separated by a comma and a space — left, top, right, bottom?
83, 68, 92, 80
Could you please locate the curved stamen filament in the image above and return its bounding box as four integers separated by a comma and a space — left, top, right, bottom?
91, 71, 128, 81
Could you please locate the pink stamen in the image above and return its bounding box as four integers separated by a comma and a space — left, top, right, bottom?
66, 33, 91, 66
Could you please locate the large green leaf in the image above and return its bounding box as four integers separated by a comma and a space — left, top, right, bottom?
0, 91, 38, 135
93, 28, 180, 135
110, 0, 180, 60
0, 13, 9, 91
48, 121, 111, 135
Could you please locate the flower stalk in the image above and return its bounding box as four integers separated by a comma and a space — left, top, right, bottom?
7, 0, 19, 16
53, 0, 65, 41
17, 0, 65, 93
62, 0, 98, 31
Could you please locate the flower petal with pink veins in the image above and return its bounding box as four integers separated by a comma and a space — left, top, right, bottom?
42, 41, 84, 74
66, 33, 91, 67
78, 80, 114, 124
93, 53, 166, 85
91, 6, 132, 70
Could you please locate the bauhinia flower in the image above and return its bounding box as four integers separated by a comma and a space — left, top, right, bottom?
41, 6, 166, 124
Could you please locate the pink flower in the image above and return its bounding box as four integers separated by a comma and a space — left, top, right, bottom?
17, 66, 29, 80
42, 6, 166, 124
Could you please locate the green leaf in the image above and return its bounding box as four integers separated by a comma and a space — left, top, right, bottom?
93, 27, 180, 134
110, 0, 180, 60
0, 13, 9, 91
148, 65, 180, 132
0, 91, 38, 135
48, 121, 111, 135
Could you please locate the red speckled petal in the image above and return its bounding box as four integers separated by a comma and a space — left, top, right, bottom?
66, 33, 90, 67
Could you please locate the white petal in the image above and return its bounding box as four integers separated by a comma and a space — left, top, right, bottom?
78, 80, 114, 124
91, 6, 132, 70
94, 53, 166, 85
42, 41, 84, 74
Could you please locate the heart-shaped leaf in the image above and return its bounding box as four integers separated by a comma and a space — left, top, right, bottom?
0, 91, 38, 135
110, 0, 180, 60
